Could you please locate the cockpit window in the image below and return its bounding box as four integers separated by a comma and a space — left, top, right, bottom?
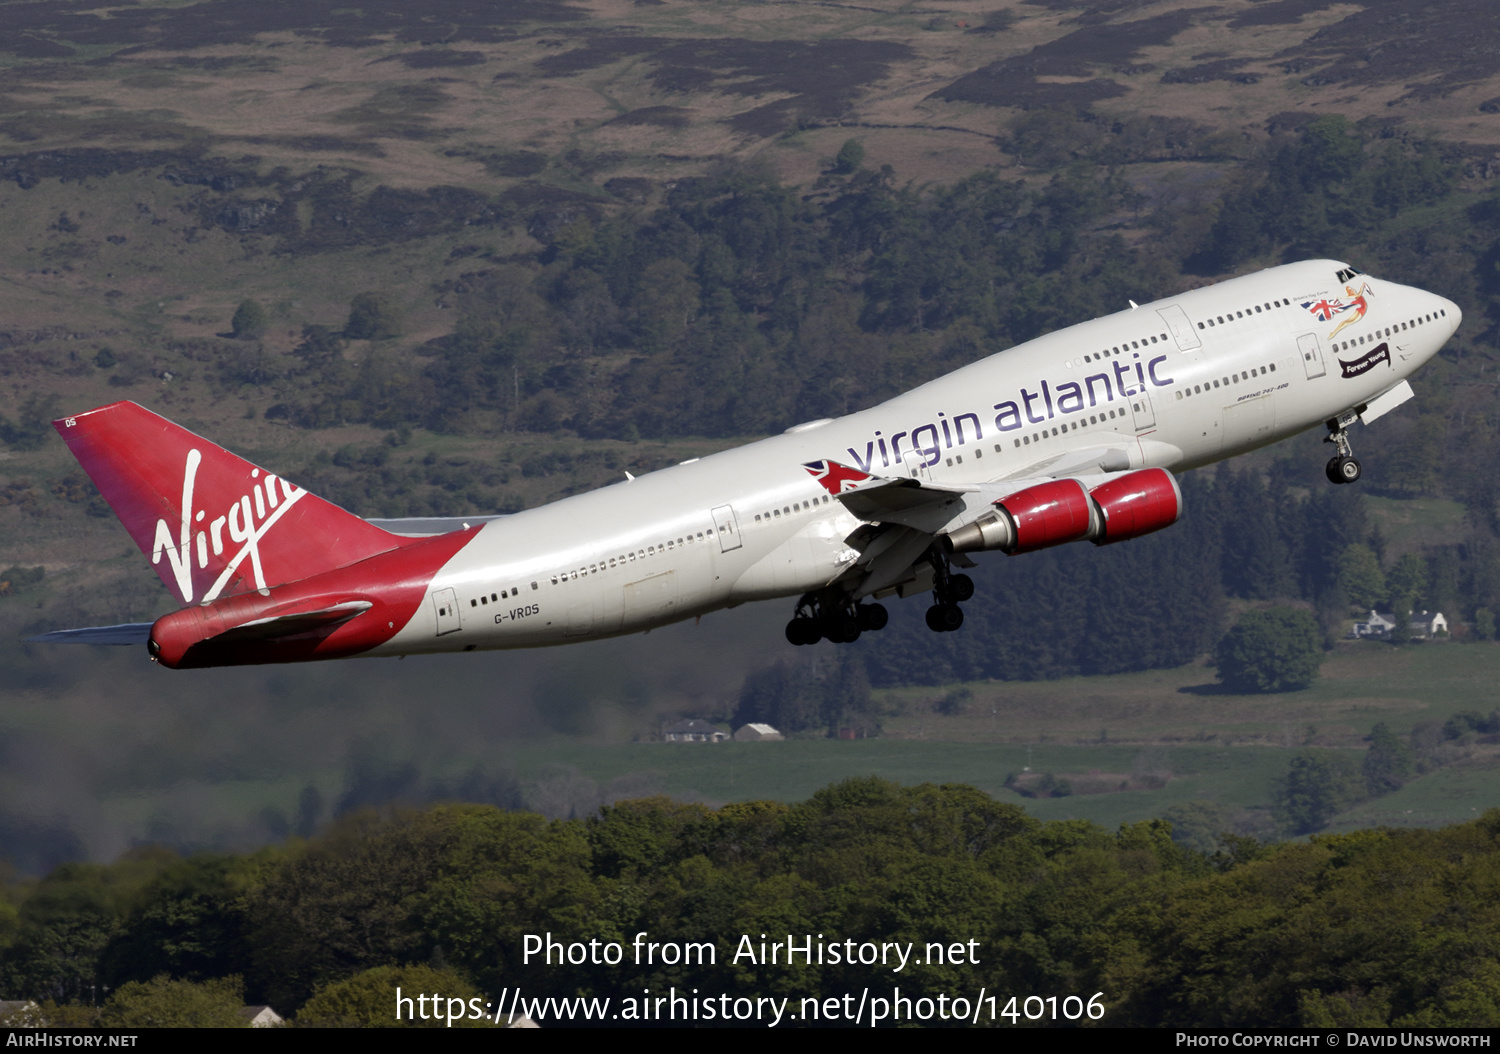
1335, 267, 1364, 283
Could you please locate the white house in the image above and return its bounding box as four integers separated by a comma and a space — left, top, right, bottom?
664, 719, 728, 742
1411, 610, 1449, 637
1351, 610, 1397, 638
1351, 610, 1448, 639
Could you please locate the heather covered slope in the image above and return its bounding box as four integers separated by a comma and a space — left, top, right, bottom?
1, 0, 1500, 870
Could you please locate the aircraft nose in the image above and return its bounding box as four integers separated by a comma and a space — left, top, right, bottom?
1445, 298, 1463, 334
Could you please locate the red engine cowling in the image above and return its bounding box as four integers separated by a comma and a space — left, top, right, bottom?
1000, 478, 1097, 553
1088, 467, 1182, 545
943, 469, 1183, 555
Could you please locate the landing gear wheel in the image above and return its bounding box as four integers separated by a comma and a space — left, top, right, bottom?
1326, 455, 1362, 485
856, 602, 889, 631
785, 618, 821, 646
825, 616, 862, 644
945, 573, 975, 603
1323, 414, 1361, 486
925, 603, 964, 633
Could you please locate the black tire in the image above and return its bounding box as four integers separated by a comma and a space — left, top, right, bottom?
857, 603, 889, 631
947, 573, 975, 602
926, 603, 964, 632
1338, 456, 1362, 484
826, 616, 861, 644
786, 619, 819, 646
1326, 457, 1345, 484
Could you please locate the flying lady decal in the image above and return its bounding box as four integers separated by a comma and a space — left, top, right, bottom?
1303, 282, 1373, 340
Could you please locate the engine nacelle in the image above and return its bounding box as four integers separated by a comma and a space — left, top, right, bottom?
944, 478, 1098, 555
1088, 467, 1182, 545
943, 469, 1182, 555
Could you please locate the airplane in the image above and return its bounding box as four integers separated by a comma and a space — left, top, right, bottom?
27, 259, 1459, 668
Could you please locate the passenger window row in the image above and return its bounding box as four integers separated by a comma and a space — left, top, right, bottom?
755, 495, 832, 523
1197, 300, 1289, 330
471, 585, 523, 609
549, 529, 721, 586
1065, 333, 1170, 369
467, 581, 539, 610
1011, 406, 1130, 448
1175, 363, 1277, 400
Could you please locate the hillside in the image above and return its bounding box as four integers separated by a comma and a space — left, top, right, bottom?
1, 0, 1500, 867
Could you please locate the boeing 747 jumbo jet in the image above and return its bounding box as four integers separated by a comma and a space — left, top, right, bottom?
30, 259, 1459, 668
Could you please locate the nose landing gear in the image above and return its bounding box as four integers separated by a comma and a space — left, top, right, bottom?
1325, 413, 1362, 485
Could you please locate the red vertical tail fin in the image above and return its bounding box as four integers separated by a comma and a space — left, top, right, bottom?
56, 402, 401, 605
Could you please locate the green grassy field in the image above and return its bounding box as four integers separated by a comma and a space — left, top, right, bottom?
877, 639, 1499, 747
469, 639, 1500, 834
2, 599, 1496, 860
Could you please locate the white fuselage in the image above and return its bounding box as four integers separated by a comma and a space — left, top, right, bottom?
377, 259, 1460, 655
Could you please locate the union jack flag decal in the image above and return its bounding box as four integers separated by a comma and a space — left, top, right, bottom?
803, 460, 875, 495
1302, 283, 1372, 338
1303, 298, 1342, 323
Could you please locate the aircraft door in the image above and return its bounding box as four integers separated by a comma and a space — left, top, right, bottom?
1298, 333, 1327, 379
431, 587, 462, 636
712, 505, 742, 552
1157, 305, 1202, 352
1129, 387, 1156, 432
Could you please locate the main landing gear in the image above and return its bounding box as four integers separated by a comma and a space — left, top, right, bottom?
925, 548, 972, 634
1324, 412, 1362, 485
785, 590, 888, 646
783, 547, 977, 645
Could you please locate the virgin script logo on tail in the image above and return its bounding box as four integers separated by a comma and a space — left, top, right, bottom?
151, 449, 305, 603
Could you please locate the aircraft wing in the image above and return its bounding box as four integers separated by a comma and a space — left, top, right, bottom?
805, 454, 1177, 599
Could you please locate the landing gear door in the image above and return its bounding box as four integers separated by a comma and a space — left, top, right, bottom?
1298, 333, 1327, 379
712, 504, 742, 553
431, 587, 462, 636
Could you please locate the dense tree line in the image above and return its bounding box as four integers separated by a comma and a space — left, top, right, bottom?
244, 115, 1500, 472
835, 463, 1373, 690
0, 783, 1496, 1026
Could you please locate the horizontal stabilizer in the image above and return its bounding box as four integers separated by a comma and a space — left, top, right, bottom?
209, 601, 373, 644
366, 515, 506, 537
26, 623, 153, 646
